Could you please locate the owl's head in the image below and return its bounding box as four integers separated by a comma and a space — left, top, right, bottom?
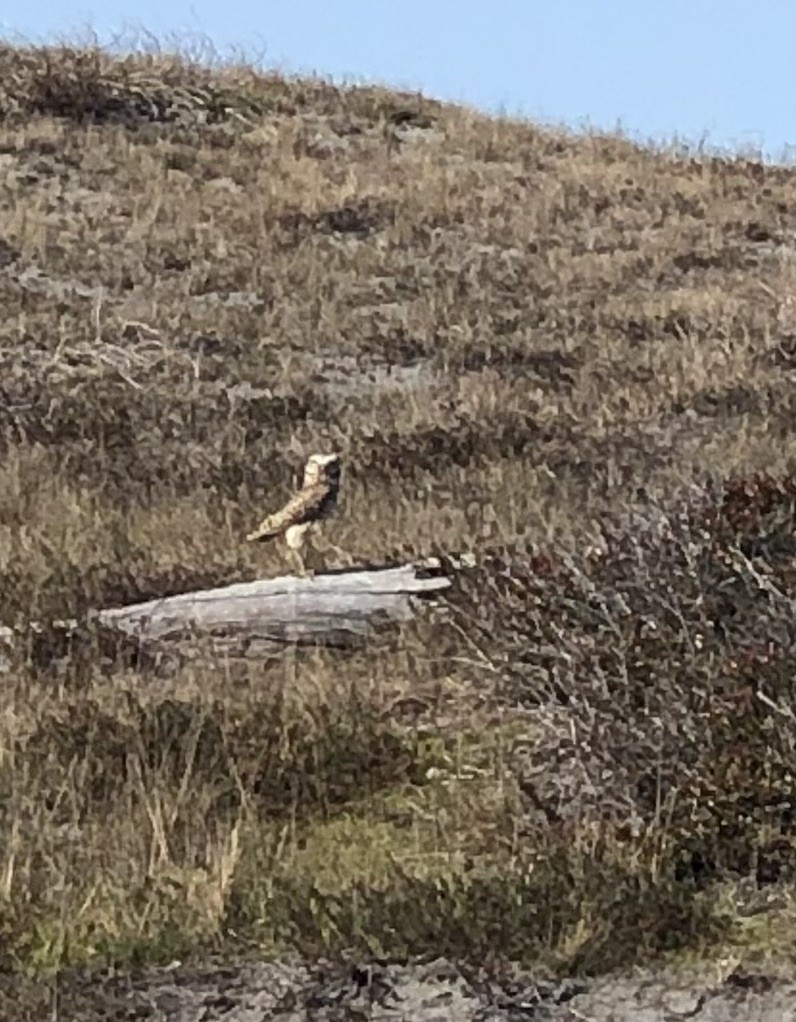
303, 452, 342, 487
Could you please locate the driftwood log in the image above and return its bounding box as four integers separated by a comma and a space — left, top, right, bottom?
0, 560, 459, 664
102, 561, 452, 648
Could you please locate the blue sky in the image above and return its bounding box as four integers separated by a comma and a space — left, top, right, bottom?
3, 1, 795, 161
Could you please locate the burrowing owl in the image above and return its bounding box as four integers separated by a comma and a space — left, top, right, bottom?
246, 453, 342, 576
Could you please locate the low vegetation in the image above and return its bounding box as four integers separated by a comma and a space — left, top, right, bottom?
0, 38, 795, 1004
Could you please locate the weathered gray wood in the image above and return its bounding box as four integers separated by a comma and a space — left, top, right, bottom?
0, 561, 455, 662
100, 562, 451, 644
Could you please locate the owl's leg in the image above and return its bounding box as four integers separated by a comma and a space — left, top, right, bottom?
288, 545, 307, 578
284, 524, 314, 578
303, 541, 323, 577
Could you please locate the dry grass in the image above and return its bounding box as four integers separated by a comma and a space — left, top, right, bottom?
0, 37, 796, 996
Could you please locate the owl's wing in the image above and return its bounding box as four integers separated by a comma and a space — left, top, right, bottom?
246, 482, 331, 542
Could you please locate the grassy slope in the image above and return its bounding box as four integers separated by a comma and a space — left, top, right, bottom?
0, 41, 796, 989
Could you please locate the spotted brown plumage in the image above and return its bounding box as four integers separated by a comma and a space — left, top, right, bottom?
246, 453, 342, 574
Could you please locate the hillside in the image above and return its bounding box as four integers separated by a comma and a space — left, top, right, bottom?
1, 42, 796, 1019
